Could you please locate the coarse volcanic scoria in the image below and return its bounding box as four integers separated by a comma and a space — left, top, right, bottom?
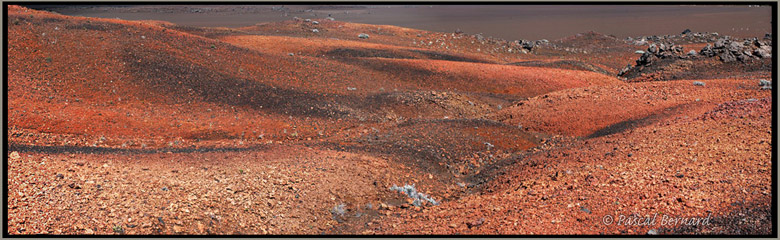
6, 5, 773, 236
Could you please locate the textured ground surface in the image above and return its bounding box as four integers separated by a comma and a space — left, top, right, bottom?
6, 5, 774, 236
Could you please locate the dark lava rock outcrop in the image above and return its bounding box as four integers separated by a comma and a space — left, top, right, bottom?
699, 37, 772, 63
619, 35, 772, 81
628, 31, 721, 45
618, 42, 686, 76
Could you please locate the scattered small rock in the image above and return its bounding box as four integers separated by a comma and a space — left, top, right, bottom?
466, 218, 485, 228
332, 203, 346, 215
484, 142, 495, 150
580, 207, 591, 214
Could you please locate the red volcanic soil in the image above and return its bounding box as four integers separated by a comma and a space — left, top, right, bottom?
492, 79, 772, 138
6, 5, 774, 236
376, 95, 772, 235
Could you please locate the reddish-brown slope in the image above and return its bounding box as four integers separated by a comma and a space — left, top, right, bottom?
8, 5, 622, 148
537, 31, 645, 74
492, 79, 771, 137
375, 95, 772, 235
237, 19, 524, 62
222, 34, 622, 96
7, 6, 314, 146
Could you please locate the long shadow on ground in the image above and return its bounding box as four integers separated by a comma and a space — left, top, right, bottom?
7, 143, 264, 155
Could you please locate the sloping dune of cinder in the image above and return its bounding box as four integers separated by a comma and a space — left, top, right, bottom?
6, 5, 773, 236
8, 5, 620, 146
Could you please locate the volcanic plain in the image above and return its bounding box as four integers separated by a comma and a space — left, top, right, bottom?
6, 5, 774, 235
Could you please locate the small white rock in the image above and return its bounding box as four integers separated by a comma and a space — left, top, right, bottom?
10, 151, 20, 160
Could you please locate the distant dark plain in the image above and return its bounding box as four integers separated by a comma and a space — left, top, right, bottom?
36, 4, 772, 41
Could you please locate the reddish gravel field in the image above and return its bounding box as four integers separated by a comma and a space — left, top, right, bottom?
6, 5, 775, 236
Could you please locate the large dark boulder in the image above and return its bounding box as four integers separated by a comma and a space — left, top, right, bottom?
754, 46, 772, 58
699, 44, 715, 57
714, 38, 728, 49
719, 51, 737, 63
618, 64, 632, 76
518, 39, 535, 51
636, 52, 656, 65
727, 41, 743, 53
648, 44, 658, 54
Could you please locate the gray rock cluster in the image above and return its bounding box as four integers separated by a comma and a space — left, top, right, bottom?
514, 39, 549, 51
636, 42, 685, 65
619, 41, 694, 75
390, 184, 439, 207
628, 31, 721, 45
623, 35, 772, 76
699, 37, 772, 63
517, 39, 536, 51
759, 79, 772, 90
475, 33, 485, 42
358, 33, 370, 39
